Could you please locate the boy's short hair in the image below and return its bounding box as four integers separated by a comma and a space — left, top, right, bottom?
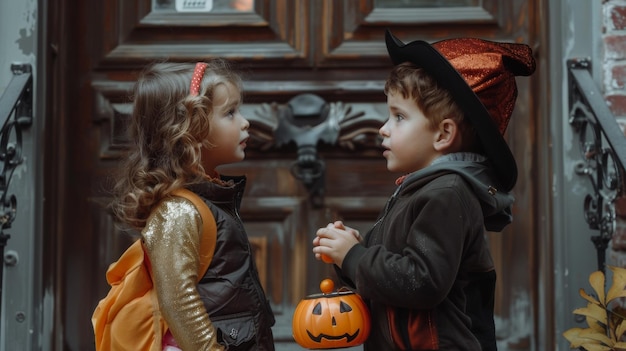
384, 62, 480, 153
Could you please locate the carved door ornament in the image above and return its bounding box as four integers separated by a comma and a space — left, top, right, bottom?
250, 93, 383, 207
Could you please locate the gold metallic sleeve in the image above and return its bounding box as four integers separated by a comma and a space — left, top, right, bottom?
142, 197, 224, 351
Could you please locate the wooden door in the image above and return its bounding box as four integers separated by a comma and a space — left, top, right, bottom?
46, 0, 538, 349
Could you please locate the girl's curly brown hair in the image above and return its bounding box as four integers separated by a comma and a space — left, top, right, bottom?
110, 59, 242, 230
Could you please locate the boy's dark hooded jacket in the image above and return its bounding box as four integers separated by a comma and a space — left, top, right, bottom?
338, 157, 513, 351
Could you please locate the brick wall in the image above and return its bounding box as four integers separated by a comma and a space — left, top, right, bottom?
606, 0, 626, 264
604, 1, 626, 116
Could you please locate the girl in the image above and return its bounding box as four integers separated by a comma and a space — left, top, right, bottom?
110, 59, 275, 350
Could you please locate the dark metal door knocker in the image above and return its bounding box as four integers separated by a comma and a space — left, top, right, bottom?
275, 94, 336, 208
250, 93, 383, 208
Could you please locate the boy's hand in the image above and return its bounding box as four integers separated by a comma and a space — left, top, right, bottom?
332, 221, 362, 243
312, 221, 361, 267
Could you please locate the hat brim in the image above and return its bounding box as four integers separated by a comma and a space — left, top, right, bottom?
385, 30, 517, 192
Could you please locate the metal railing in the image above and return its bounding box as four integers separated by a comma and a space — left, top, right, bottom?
0, 63, 32, 332
568, 58, 626, 274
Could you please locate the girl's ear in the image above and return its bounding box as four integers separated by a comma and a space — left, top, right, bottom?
433, 118, 461, 152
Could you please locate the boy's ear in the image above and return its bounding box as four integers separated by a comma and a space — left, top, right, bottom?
433, 118, 461, 152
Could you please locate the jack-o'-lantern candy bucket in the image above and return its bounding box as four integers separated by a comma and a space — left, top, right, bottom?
292, 278, 370, 349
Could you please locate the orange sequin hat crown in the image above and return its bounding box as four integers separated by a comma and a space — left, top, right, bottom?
385, 29, 536, 192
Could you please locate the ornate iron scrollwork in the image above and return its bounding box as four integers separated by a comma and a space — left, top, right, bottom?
0, 63, 32, 327
568, 59, 626, 273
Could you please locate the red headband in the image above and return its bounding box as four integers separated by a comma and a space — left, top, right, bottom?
189, 62, 208, 96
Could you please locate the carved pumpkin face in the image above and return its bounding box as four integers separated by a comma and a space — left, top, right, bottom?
292, 279, 371, 349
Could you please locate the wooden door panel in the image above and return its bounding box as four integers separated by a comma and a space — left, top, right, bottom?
316, 0, 508, 68
95, 0, 309, 69
365, 2, 500, 24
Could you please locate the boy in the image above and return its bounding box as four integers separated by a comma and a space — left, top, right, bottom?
313, 30, 535, 350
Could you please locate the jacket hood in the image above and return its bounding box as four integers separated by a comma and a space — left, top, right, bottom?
401, 159, 514, 232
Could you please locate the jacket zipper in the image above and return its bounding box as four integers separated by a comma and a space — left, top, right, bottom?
371, 185, 402, 240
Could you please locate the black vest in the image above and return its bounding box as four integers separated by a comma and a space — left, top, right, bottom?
189, 177, 275, 351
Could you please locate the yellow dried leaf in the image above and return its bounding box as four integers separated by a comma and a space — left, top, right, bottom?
590, 271, 606, 304
579, 327, 614, 346
614, 341, 626, 349
615, 319, 626, 340
582, 344, 613, 351
564, 267, 626, 351
581, 287, 602, 305
607, 266, 626, 303
563, 327, 591, 347
608, 265, 626, 279
574, 303, 609, 325
587, 315, 606, 333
